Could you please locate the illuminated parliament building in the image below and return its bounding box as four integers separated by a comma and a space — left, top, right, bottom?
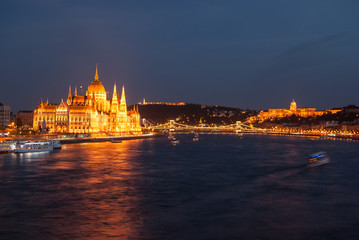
33, 66, 141, 134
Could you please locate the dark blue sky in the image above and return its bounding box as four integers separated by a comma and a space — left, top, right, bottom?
1, 0, 359, 112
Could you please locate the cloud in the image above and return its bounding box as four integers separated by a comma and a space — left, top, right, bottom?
282, 32, 348, 58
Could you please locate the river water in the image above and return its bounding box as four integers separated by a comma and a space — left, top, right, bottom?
1, 134, 359, 240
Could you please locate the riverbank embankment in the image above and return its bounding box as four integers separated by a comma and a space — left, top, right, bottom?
57, 133, 159, 144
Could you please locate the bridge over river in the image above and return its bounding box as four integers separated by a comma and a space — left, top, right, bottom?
142, 120, 265, 133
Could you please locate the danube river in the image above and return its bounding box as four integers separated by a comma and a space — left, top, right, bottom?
1, 135, 359, 239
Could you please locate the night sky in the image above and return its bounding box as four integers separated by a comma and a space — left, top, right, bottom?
1, 0, 359, 113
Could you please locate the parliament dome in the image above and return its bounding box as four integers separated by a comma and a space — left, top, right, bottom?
87, 65, 106, 93
88, 80, 106, 93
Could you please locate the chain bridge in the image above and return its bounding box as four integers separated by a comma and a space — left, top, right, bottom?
142, 120, 264, 133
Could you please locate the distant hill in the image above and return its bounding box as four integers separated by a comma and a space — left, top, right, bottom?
131, 103, 257, 125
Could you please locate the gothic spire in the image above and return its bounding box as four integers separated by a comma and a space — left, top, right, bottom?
68, 85, 72, 99
94, 64, 99, 81
74, 86, 77, 96
112, 83, 118, 101
111, 83, 119, 113
120, 84, 127, 112
121, 84, 125, 98
67, 86, 73, 105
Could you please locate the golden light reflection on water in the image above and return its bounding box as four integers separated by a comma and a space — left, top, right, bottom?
2, 140, 149, 240
52, 140, 147, 239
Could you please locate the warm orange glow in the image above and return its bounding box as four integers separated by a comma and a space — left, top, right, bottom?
39, 140, 145, 239
33, 66, 141, 135
250, 99, 341, 123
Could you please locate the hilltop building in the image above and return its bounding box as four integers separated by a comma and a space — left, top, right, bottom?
0, 103, 11, 128
250, 99, 341, 123
33, 66, 141, 134
140, 99, 186, 106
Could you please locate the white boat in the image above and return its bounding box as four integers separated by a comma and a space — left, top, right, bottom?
308, 152, 330, 167
0, 141, 16, 154
15, 141, 53, 153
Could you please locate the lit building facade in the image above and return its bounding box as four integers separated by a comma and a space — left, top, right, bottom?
250, 99, 341, 122
0, 103, 11, 128
33, 66, 141, 134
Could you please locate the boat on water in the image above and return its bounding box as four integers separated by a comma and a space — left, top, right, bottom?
193, 133, 199, 142
15, 141, 54, 153
0, 141, 16, 154
308, 152, 330, 167
111, 139, 122, 143
171, 137, 180, 145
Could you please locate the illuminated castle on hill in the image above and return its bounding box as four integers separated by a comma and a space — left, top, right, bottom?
33, 66, 141, 134
250, 99, 341, 123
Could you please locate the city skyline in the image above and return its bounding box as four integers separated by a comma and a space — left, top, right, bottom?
1, 1, 359, 112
